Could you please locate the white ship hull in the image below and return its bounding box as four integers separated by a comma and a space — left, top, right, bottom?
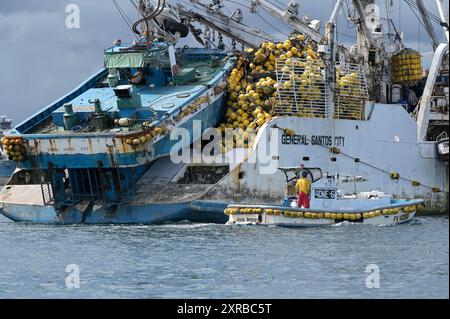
201, 103, 449, 214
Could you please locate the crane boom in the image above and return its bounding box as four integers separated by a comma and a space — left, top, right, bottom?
178, 0, 278, 49
351, 0, 375, 48
249, 0, 324, 43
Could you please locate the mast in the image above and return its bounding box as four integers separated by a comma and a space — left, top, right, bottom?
416, 0, 439, 50
436, 0, 449, 42
324, 0, 346, 117
351, 0, 375, 49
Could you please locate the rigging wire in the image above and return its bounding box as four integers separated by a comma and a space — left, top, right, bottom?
344, 0, 356, 30
337, 31, 356, 40
403, 0, 445, 25
220, 0, 290, 38
404, 1, 434, 37
418, 12, 421, 52
384, 1, 403, 47
128, 0, 139, 10
113, 0, 134, 26
113, 0, 139, 39
384, 0, 392, 42
188, 2, 277, 43
255, 12, 290, 38
269, 0, 286, 10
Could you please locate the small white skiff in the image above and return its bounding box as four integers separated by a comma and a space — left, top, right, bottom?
225, 167, 425, 227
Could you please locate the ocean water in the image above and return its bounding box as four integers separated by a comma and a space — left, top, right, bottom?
0, 215, 448, 299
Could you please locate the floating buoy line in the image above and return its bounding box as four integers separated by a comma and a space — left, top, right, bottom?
224, 204, 425, 220
0, 137, 27, 162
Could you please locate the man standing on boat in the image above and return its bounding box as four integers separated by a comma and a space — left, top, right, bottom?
296, 171, 311, 208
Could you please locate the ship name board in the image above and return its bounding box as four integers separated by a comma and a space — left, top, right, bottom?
314, 188, 337, 200
282, 134, 345, 147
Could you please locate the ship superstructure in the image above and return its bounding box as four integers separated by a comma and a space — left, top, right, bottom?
0, 0, 448, 224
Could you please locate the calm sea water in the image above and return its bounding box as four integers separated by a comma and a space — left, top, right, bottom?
0, 215, 448, 299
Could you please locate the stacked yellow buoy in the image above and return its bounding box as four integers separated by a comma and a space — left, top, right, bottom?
278, 51, 324, 118
297, 65, 322, 102
335, 70, 364, 120
1, 137, 26, 162
218, 34, 317, 152
0, 137, 26, 162
392, 49, 423, 84
225, 204, 422, 220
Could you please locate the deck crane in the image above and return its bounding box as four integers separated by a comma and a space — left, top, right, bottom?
248, 0, 324, 43
321, 0, 384, 101
176, 0, 279, 49
131, 0, 275, 48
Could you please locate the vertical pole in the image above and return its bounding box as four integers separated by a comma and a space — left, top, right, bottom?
86, 169, 95, 204
435, 0, 449, 42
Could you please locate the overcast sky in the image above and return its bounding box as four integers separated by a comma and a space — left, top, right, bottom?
0, 0, 447, 123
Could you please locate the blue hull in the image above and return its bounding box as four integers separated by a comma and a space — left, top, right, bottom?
0, 200, 228, 224
0, 47, 235, 225
0, 160, 15, 178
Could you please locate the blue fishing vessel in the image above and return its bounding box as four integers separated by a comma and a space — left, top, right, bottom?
0, 2, 237, 224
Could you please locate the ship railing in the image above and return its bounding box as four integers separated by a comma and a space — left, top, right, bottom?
39, 167, 133, 206
274, 58, 368, 120
65, 168, 104, 205
40, 171, 55, 205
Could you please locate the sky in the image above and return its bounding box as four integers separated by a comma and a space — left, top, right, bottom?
0, 0, 447, 123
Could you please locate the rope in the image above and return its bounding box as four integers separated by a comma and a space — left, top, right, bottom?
221, 0, 290, 38
302, 136, 448, 193
113, 0, 139, 40
274, 124, 445, 193
189, 6, 275, 44
403, 0, 445, 25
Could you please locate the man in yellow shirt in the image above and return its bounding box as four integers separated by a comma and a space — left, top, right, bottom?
295, 171, 311, 208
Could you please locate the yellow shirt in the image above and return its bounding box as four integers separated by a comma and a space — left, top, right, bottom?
295, 178, 311, 195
